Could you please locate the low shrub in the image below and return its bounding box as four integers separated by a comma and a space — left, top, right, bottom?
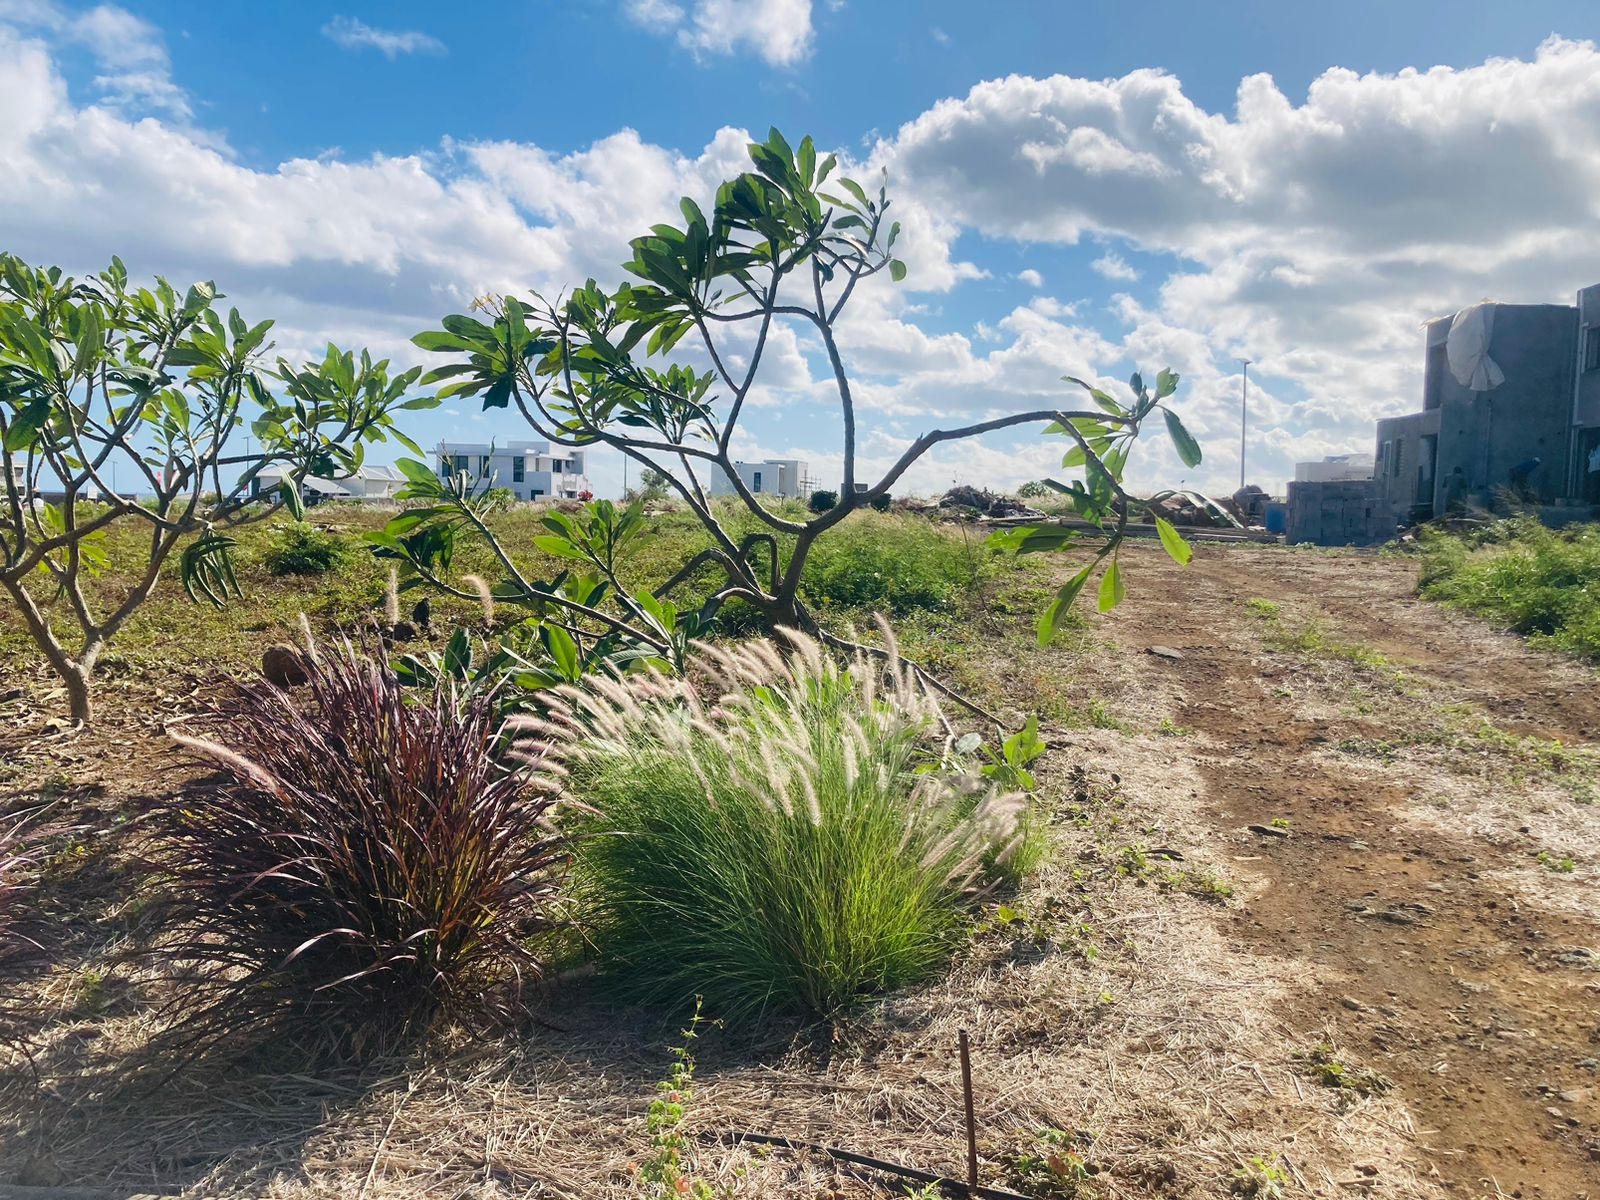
1419, 518, 1600, 660
539, 631, 1033, 1024
869, 492, 893, 512
261, 522, 352, 576
801, 512, 982, 615
808, 489, 838, 513
156, 639, 572, 1046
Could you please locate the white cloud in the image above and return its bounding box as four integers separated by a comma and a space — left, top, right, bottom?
322, 16, 445, 59
884, 37, 1600, 491
8, 9, 1600, 500
626, 0, 813, 67
1090, 251, 1138, 281
624, 0, 684, 30
0, 0, 189, 117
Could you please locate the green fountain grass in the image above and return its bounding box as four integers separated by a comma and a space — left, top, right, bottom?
546, 635, 1035, 1025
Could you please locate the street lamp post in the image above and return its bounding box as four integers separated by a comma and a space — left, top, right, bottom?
1238, 359, 1252, 491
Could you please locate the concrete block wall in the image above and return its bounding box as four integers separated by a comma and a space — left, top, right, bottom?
1285, 479, 1392, 546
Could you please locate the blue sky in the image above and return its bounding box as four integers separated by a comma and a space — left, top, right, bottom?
4, 0, 1600, 498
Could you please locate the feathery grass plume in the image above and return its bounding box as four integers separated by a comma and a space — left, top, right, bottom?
152, 639, 573, 1053
548, 631, 1039, 1025
462, 574, 495, 624
384, 565, 401, 626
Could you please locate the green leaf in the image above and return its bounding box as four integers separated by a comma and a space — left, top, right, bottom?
1097, 559, 1126, 612
2, 396, 50, 451
986, 524, 1076, 555
278, 478, 305, 521
1154, 516, 1192, 566
888, 259, 907, 283
1162, 408, 1203, 468
442, 628, 472, 679
543, 623, 581, 682
1156, 368, 1179, 399
1037, 563, 1094, 646
797, 135, 816, 186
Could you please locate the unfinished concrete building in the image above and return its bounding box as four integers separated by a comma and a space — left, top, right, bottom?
1372, 301, 1581, 529
1290, 284, 1600, 545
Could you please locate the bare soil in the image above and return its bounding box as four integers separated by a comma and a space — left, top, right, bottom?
1084, 543, 1600, 1199
2, 538, 1598, 1199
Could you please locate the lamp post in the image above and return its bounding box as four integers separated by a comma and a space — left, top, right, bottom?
1238, 359, 1252, 490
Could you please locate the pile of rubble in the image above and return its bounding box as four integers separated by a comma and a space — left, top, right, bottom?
932, 485, 1043, 518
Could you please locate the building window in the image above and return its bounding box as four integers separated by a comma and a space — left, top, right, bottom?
531, 488, 544, 498
1585, 326, 1600, 372
479, 455, 490, 476
752, 471, 763, 493
512, 456, 525, 483
451, 454, 468, 476
1425, 343, 1448, 410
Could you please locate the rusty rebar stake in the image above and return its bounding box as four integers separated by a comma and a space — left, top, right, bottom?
959, 1029, 978, 1198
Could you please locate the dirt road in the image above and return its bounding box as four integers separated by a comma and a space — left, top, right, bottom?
1090, 543, 1600, 1198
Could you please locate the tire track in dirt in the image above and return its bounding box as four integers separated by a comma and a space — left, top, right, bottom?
1101, 544, 1600, 1199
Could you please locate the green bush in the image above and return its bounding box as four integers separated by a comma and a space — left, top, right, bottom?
800, 512, 980, 615
262, 522, 352, 576
808, 489, 838, 513
1419, 517, 1600, 659
547, 634, 1033, 1023
869, 492, 893, 512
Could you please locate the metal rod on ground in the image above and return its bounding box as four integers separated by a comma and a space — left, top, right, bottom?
959, 1029, 978, 1198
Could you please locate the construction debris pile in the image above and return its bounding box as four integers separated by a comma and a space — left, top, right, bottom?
929, 486, 1043, 518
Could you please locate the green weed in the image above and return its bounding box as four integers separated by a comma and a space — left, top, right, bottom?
1419, 518, 1600, 661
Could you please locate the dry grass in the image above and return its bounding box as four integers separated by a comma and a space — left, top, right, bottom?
0, 749, 1441, 1199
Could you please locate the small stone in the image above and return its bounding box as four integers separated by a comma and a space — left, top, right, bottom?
1558, 1088, 1593, 1103
1146, 645, 1184, 660
1339, 995, 1367, 1012
1547, 1106, 1565, 1120
1247, 824, 1290, 839
261, 644, 310, 688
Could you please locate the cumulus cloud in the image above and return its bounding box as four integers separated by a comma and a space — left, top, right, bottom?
322, 16, 445, 58
625, 0, 814, 67
884, 37, 1600, 489
0, 0, 189, 117
7, 6, 1599, 499
1090, 252, 1138, 281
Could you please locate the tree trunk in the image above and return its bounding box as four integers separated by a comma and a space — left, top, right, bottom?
63, 664, 92, 726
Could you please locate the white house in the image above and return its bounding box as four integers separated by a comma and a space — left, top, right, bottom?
435, 440, 589, 501
709, 459, 808, 499
251, 464, 408, 504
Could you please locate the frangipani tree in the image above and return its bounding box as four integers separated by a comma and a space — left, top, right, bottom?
382, 130, 1201, 698
0, 255, 435, 724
